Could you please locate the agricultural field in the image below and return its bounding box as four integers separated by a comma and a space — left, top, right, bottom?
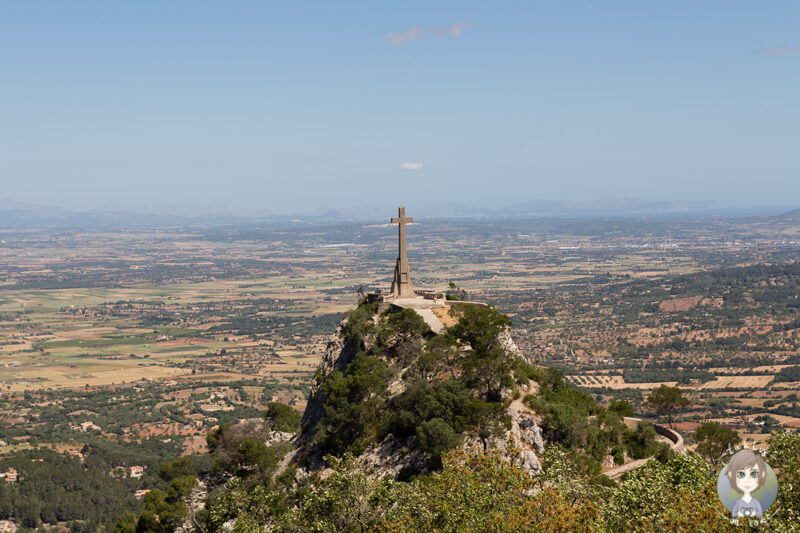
1, 213, 800, 525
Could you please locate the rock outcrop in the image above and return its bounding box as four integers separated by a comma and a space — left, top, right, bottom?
292, 311, 545, 480
299, 325, 352, 434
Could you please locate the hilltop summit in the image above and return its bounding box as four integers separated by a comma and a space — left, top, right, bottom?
143, 208, 698, 531
270, 207, 673, 480
280, 208, 544, 477
290, 299, 544, 479
364, 206, 464, 333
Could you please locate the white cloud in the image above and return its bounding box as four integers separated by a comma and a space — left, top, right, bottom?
753, 46, 800, 56
432, 23, 475, 38
384, 27, 423, 45
400, 162, 424, 171
384, 23, 475, 45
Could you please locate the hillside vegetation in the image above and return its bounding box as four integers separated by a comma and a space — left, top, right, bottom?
118, 302, 726, 531
298, 302, 668, 474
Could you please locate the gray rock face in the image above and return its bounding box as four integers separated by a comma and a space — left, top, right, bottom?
497, 327, 524, 359
357, 434, 429, 479
300, 324, 354, 433
176, 479, 209, 533
519, 450, 540, 472
516, 412, 545, 453
265, 431, 296, 447
493, 409, 544, 474
296, 313, 544, 479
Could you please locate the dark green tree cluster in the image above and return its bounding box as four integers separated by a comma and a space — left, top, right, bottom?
647, 384, 691, 427
138, 429, 800, 532
773, 365, 800, 383
313, 303, 520, 464
207, 419, 291, 480
124, 405, 302, 530
525, 369, 667, 470
114, 457, 199, 533
316, 352, 393, 455
341, 300, 379, 350
388, 379, 504, 459
231, 441, 800, 532
694, 421, 741, 465
199, 414, 298, 529
0, 448, 144, 531
265, 402, 302, 433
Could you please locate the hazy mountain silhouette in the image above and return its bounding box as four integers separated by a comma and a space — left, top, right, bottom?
0, 197, 792, 229
780, 208, 800, 220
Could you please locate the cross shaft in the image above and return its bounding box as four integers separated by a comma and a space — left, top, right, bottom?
390, 207, 414, 297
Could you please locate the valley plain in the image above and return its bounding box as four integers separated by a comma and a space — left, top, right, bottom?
1, 213, 799, 527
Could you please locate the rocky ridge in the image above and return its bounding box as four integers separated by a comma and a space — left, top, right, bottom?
291, 304, 546, 480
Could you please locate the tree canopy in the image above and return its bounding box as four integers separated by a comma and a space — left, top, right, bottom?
648, 385, 691, 427
694, 422, 740, 465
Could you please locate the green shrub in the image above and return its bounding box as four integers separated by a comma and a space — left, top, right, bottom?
624, 421, 664, 460
342, 301, 378, 349
157, 456, 196, 481
317, 353, 392, 455
384, 308, 431, 339
449, 305, 511, 354
416, 418, 460, 457
265, 402, 301, 432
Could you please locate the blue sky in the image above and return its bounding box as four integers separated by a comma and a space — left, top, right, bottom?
1, 2, 798, 212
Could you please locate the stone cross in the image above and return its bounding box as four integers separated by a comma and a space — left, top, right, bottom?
390, 207, 414, 297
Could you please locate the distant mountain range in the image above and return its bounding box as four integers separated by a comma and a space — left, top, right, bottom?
0, 198, 274, 228
781, 208, 800, 221
0, 197, 795, 229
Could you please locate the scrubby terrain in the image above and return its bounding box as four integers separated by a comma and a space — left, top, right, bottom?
293, 301, 680, 482
115, 301, 736, 532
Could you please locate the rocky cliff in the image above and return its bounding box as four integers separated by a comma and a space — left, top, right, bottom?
177, 301, 682, 531
289, 302, 546, 479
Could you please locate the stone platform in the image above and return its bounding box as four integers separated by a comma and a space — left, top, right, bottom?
390, 296, 447, 309
387, 296, 448, 333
